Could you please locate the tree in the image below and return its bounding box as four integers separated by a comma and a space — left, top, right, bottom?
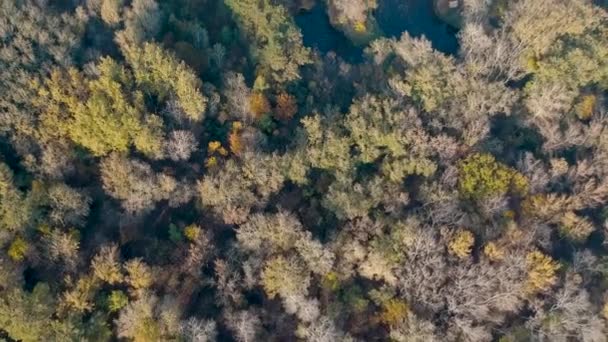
261, 255, 310, 299
108, 290, 129, 312
527, 272, 605, 341
224, 310, 261, 342
224, 72, 253, 122
328, 0, 375, 26
8, 236, 28, 262
47, 184, 91, 227
198, 153, 284, 224
250, 92, 271, 119
125, 258, 153, 293
502, 0, 602, 58
448, 230, 475, 259
100, 0, 124, 26
237, 211, 333, 275
0, 283, 75, 342
296, 316, 354, 342
121, 43, 207, 121
0, 0, 84, 142
165, 130, 198, 161
458, 153, 528, 199
0, 163, 33, 231
525, 250, 560, 294
38, 58, 165, 158
100, 153, 177, 213
275, 92, 298, 121
559, 211, 594, 242
115, 0, 161, 45
91, 244, 123, 285
45, 230, 80, 271
179, 318, 217, 342
115, 294, 162, 342
224, 0, 311, 83
377, 33, 517, 145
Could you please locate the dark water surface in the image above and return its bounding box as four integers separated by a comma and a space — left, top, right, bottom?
377, 0, 459, 54
295, 0, 459, 62
294, 3, 365, 63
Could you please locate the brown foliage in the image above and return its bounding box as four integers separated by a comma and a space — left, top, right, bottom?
249, 93, 271, 119
274, 93, 297, 121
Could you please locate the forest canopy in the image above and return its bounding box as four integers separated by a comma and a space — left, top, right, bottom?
1, 0, 608, 341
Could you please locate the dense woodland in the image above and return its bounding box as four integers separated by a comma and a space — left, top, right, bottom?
1, 0, 608, 340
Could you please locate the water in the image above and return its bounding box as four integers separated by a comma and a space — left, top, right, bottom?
295, 0, 459, 62
377, 0, 459, 55
294, 3, 365, 63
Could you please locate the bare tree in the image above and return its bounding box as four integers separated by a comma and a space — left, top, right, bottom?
165, 130, 198, 161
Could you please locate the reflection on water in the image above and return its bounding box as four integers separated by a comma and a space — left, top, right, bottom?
295, 0, 459, 62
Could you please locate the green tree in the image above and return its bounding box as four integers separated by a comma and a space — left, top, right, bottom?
121, 43, 207, 121
38, 58, 164, 158
0, 163, 32, 231
458, 153, 528, 199
108, 290, 129, 312
0, 283, 79, 341
224, 0, 311, 83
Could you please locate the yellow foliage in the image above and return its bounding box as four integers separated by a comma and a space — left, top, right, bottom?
184, 224, 201, 242
503, 210, 516, 220
8, 237, 28, 262
250, 92, 271, 119
354, 21, 367, 33
575, 95, 596, 120
559, 211, 594, 242
261, 256, 309, 299
205, 156, 218, 168
322, 272, 340, 291
524, 53, 539, 73
483, 242, 505, 262
217, 147, 229, 157
525, 250, 560, 294
61, 275, 97, 313
603, 300, 608, 320
448, 230, 474, 259
208, 141, 221, 154
458, 153, 528, 199
229, 131, 242, 155
232, 121, 243, 131
91, 246, 123, 285
379, 299, 409, 326
125, 259, 153, 290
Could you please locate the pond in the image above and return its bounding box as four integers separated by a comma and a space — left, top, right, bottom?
295, 0, 460, 62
